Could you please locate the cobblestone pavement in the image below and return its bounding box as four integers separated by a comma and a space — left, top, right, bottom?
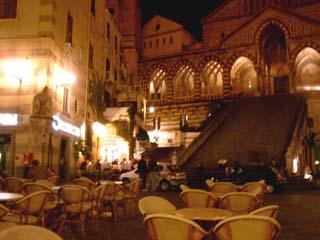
60, 188, 320, 240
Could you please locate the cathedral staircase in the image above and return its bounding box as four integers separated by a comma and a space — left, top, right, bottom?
179, 94, 307, 176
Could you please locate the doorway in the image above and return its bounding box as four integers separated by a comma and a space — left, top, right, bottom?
274, 76, 289, 94
59, 138, 68, 179
0, 134, 11, 173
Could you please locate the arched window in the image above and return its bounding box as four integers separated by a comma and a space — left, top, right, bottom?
149, 68, 167, 100
231, 57, 257, 94
174, 65, 194, 98
201, 61, 223, 96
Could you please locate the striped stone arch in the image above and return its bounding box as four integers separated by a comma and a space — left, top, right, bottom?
198, 56, 225, 70
225, 52, 258, 96
291, 41, 320, 60
145, 64, 169, 81
198, 56, 225, 97
171, 60, 196, 99
171, 59, 196, 75
255, 19, 291, 45
145, 64, 169, 101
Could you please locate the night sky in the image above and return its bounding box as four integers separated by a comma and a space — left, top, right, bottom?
140, 0, 226, 40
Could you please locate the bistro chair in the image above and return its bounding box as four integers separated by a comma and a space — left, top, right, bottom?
138, 196, 176, 217
123, 178, 142, 216
88, 184, 106, 231
209, 182, 239, 195
240, 181, 267, 206
35, 180, 54, 188
0, 225, 63, 240
144, 213, 209, 240
213, 215, 281, 240
4, 190, 51, 226
103, 182, 125, 222
73, 178, 96, 191
219, 192, 259, 215
5, 177, 26, 193
57, 185, 92, 238
47, 176, 60, 186
205, 179, 215, 189
179, 184, 191, 191
250, 205, 279, 219
180, 189, 218, 208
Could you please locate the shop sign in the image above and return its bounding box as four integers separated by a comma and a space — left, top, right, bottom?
52, 115, 80, 137
0, 113, 18, 126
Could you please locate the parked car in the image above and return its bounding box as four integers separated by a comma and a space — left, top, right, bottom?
119, 162, 187, 191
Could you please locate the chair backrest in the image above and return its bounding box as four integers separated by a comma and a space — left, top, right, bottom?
35, 180, 54, 188
180, 190, 218, 208
250, 205, 279, 219
103, 182, 124, 201
179, 184, 190, 191
73, 178, 96, 190
47, 176, 60, 186
23, 183, 52, 195
209, 182, 239, 194
138, 196, 176, 216
219, 192, 259, 215
91, 184, 106, 202
144, 213, 208, 240
17, 190, 50, 214
59, 184, 90, 204
124, 178, 142, 199
0, 225, 63, 240
0, 204, 9, 219
5, 177, 26, 193
240, 182, 267, 200
213, 215, 281, 240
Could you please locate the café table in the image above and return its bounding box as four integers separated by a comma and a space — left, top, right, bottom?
174, 207, 232, 222
0, 192, 23, 202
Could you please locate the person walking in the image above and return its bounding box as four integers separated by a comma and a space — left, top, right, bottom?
137, 155, 148, 189
147, 154, 159, 192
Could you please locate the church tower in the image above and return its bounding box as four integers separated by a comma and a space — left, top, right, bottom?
105, 0, 142, 87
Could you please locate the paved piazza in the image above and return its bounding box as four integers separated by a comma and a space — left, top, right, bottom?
61, 188, 320, 240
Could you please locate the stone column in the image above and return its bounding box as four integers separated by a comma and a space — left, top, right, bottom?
288, 61, 296, 93
193, 71, 201, 101
223, 67, 231, 97
254, 65, 261, 95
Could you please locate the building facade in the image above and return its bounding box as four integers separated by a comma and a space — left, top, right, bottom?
137, 0, 320, 174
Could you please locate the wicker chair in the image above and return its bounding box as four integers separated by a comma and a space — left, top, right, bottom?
250, 205, 279, 219
240, 182, 267, 206
123, 179, 142, 216
103, 182, 124, 222
0, 225, 63, 240
57, 185, 92, 238
205, 179, 215, 189
73, 178, 96, 191
213, 215, 281, 240
4, 191, 51, 226
47, 176, 60, 186
179, 184, 191, 191
144, 213, 209, 240
138, 196, 176, 217
5, 177, 26, 193
180, 189, 218, 208
219, 192, 259, 215
88, 184, 106, 231
209, 182, 239, 194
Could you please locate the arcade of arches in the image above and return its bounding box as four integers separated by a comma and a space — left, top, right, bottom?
138, 1, 320, 175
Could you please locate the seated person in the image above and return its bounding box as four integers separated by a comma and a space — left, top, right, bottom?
27, 159, 47, 181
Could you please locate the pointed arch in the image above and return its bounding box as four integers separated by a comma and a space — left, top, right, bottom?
148, 67, 167, 100
200, 60, 224, 97
173, 62, 195, 99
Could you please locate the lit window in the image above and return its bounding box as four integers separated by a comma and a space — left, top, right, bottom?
66, 13, 73, 45
63, 88, 69, 113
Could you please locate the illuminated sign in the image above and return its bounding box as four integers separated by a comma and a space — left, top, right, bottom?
52, 115, 80, 137
0, 113, 18, 126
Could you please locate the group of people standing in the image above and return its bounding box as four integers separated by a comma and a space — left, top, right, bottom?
136, 154, 160, 191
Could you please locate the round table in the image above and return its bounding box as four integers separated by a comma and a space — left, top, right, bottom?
0, 193, 23, 202
175, 208, 232, 221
